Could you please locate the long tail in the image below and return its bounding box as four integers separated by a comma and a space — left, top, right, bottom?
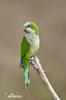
24, 63, 30, 88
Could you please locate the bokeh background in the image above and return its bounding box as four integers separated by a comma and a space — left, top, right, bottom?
0, 0, 66, 100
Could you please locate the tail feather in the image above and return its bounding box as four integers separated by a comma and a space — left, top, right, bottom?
28, 63, 30, 84
24, 63, 30, 88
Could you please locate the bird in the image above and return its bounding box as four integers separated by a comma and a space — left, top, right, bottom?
20, 22, 40, 88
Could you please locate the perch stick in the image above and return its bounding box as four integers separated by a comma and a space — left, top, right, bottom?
30, 56, 61, 100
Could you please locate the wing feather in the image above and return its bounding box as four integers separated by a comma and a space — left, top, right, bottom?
20, 36, 30, 66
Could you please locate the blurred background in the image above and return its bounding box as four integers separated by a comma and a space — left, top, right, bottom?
0, 0, 66, 100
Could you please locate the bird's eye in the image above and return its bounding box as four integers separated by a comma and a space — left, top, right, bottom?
27, 25, 30, 27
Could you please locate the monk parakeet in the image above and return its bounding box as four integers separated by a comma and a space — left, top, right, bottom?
20, 22, 40, 88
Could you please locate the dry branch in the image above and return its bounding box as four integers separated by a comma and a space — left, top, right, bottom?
30, 56, 61, 100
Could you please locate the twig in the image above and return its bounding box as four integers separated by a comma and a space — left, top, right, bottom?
30, 56, 61, 100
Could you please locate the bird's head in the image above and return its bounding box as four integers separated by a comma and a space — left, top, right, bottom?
24, 22, 39, 35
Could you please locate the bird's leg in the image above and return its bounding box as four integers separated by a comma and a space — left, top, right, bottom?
30, 56, 40, 73
30, 56, 34, 64
30, 56, 46, 73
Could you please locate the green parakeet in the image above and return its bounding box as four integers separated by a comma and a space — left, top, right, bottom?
20, 22, 40, 88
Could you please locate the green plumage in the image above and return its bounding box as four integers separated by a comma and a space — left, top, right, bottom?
20, 36, 30, 87
30, 22, 39, 35
20, 36, 30, 63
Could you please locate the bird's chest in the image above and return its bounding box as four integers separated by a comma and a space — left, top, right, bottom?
25, 33, 39, 54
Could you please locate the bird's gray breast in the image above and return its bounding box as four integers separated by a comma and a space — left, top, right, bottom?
25, 33, 39, 53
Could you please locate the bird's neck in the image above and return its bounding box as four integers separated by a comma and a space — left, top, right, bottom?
25, 32, 39, 44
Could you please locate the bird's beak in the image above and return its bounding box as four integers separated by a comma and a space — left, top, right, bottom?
24, 28, 26, 32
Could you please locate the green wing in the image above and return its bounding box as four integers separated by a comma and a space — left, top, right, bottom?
20, 36, 30, 65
